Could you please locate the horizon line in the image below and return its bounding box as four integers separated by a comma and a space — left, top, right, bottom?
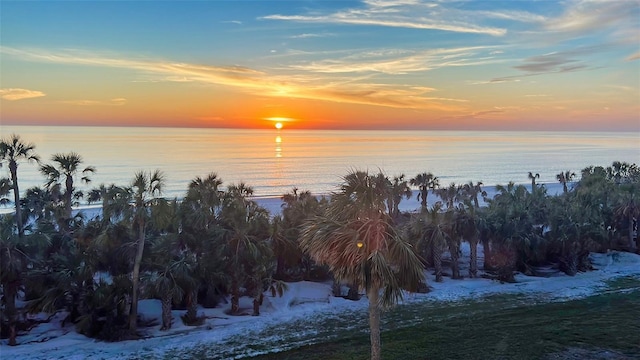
2, 123, 639, 133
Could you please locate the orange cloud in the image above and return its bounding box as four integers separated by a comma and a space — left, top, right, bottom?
0, 88, 46, 100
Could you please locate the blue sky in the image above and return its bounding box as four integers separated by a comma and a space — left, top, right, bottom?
1, 0, 638, 130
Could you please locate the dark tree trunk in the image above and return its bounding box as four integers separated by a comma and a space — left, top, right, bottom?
64, 175, 73, 220
368, 288, 381, 360
482, 239, 494, 271
5, 282, 18, 346
129, 221, 145, 332
629, 214, 637, 251
495, 244, 516, 283
562, 250, 578, 276
469, 238, 478, 278
252, 296, 261, 316
185, 288, 198, 323
433, 243, 443, 283
230, 277, 240, 315
9, 164, 22, 238
421, 190, 428, 212
347, 282, 360, 300
160, 295, 172, 331
449, 240, 462, 279
275, 255, 286, 279
332, 279, 342, 297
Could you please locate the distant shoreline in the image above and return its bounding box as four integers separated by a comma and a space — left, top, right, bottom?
0, 182, 568, 217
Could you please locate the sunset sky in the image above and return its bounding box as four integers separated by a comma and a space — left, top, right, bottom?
1, 0, 639, 131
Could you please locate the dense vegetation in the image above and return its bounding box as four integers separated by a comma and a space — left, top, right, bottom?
1, 133, 639, 350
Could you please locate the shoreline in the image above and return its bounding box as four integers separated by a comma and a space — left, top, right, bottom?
0, 182, 569, 217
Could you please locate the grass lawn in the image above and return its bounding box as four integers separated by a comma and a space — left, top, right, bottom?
248, 276, 640, 360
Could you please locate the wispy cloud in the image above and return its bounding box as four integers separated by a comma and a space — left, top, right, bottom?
514, 52, 586, 73
544, 0, 637, 35
626, 52, 640, 62
486, 45, 608, 82
290, 46, 506, 74
470, 78, 521, 85
439, 108, 507, 122
476, 10, 546, 23
0, 88, 46, 100
1, 46, 464, 111
262, 1, 508, 36
1, 46, 266, 87
290, 33, 335, 39
59, 98, 127, 106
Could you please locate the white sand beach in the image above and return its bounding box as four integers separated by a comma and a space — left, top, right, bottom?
3, 242, 638, 360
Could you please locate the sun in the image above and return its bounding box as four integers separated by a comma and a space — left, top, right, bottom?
265, 117, 293, 129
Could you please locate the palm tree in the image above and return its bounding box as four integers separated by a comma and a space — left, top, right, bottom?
40, 152, 95, 221
0, 217, 29, 345
410, 172, 439, 212
300, 170, 424, 360
528, 172, 540, 192
275, 188, 324, 280
143, 234, 197, 330
413, 202, 448, 282
435, 182, 458, 210
0, 134, 40, 237
182, 173, 223, 230
461, 181, 486, 208
218, 183, 272, 315
434, 183, 463, 279
556, 171, 576, 194
458, 181, 485, 277
614, 185, 639, 251
87, 184, 131, 224
488, 182, 545, 280
128, 170, 166, 332
387, 174, 412, 220
21, 186, 56, 224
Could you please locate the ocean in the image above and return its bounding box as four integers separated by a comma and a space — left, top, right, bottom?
1, 125, 638, 206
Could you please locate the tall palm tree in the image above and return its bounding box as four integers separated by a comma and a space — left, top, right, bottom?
458, 181, 485, 277
556, 171, 576, 194
410, 172, 439, 212
300, 170, 424, 360
128, 170, 166, 332
0, 134, 40, 237
40, 152, 95, 221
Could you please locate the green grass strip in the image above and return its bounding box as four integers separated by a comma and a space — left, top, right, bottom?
249, 277, 640, 360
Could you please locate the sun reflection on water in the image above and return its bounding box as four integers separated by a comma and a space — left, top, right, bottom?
275, 135, 282, 157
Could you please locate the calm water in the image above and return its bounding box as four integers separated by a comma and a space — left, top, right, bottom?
1, 125, 638, 202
